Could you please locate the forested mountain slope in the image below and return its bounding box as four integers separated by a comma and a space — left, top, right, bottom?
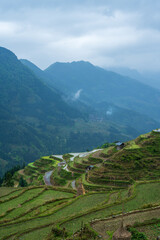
21, 59, 160, 135
0, 47, 142, 177
45, 61, 160, 121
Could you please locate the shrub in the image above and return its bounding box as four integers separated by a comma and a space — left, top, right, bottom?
53, 176, 66, 186
19, 176, 28, 187
128, 227, 148, 240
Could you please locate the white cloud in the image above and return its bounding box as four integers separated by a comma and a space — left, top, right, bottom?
0, 0, 160, 71
73, 89, 83, 100
0, 21, 19, 36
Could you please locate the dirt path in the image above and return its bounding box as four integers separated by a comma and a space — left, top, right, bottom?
43, 171, 53, 185
52, 155, 63, 160
92, 149, 106, 160
18, 169, 25, 175
92, 207, 160, 240
44, 149, 101, 188
71, 180, 76, 190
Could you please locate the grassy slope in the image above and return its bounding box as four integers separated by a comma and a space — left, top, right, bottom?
0, 131, 160, 239
0, 182, 159, 239
61, 182, 160, 232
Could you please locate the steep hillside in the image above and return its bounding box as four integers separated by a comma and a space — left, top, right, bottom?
20, 59, 61, 94
45, 61, 160, 121
88, 130, 160, 186
0, 131, 160, 239
0, 47, 80, 175
16, 130, 160, 189
0, 47, 142, 177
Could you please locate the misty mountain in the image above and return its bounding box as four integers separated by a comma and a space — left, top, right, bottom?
20, 59, 62, 94
21, 59, 160, 137
0, 47, 81, 175
108, 67, 160, 90
94, 101, 158, 134
1, 47, 143, 177
44, 61, 160, 121
21, 59, 160, 133
107, 67, 142, 82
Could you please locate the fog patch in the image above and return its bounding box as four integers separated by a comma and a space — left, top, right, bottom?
73, 89, 83, 100
106, 107, 113, 115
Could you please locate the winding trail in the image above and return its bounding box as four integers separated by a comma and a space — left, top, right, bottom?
44, 149, 102, 187
43, 171, 53, 185
52, 155, 63, 160
69, 153, 80, 161
63, 164, 69, 172
71, 180, 76, 190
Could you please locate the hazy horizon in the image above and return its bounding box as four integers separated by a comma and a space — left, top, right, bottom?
0, 0, 160, 72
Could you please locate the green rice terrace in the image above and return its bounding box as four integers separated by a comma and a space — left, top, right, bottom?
0, 130, 160, 239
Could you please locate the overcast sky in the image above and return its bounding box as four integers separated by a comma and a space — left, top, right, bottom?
0, 0, 160, 71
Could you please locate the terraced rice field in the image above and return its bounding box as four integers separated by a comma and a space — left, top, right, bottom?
92, 208, 160, 240
136, 220, 160, 240
1, 132, 160, 239
0, 181, 159, 239
0, 187, 109, 239
61, 182, 160, 233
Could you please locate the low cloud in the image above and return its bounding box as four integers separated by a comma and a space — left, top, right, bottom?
73, 89, 83, 100
106, 107, 113, 116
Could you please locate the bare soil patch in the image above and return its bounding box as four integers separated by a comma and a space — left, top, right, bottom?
92, 208, 160, 239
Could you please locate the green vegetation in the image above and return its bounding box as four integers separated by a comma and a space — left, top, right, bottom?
0, 181, 159, 239
2, 47, 160, 180
125, 140, 140, 149
128, 227, 148, 240
0, 131, 160, 239
0, 187, 19, 197
60, 182, 160, 233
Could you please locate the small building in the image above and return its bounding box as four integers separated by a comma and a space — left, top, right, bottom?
112, 221, 131, 240
86, 165, 94, 171
116, 142, 125, 150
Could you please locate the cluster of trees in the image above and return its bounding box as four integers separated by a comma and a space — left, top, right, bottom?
0, 164, 27, 187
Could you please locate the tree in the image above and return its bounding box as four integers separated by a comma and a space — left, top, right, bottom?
4, 172, 14, 187
19, 176, 28, 187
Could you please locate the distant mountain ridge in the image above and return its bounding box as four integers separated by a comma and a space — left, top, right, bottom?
21, 58, 159, 134
108, 66, 160, 90
44, 61, 160, 121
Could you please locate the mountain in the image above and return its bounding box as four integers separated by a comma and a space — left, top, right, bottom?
0, 47, 84, 176
107, 67, 143, 82
0, 47, 143, 177
108, 67, 160, 90
94, 101, 159, 134
21, 59, 160, 134
20, 59, 62, 94
44, 61, 160, 121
